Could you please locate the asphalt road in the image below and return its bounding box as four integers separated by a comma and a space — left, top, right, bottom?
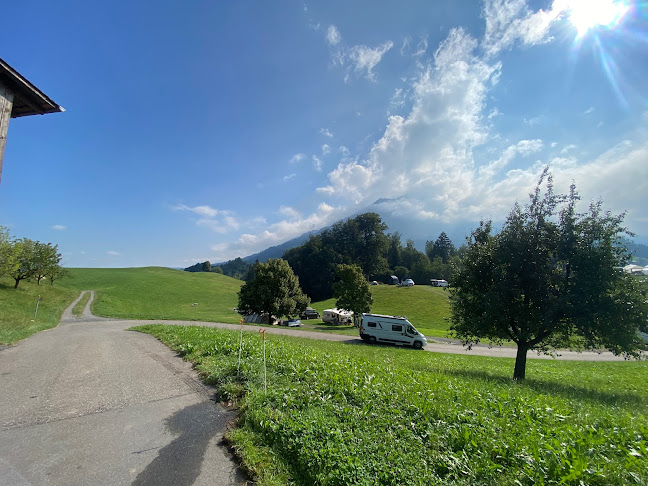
0, 292, 248, 486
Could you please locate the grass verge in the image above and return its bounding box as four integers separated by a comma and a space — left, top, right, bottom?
0, 276, 79, 344
132, 324, 648, 486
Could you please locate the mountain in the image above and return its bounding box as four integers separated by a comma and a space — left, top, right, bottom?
240, 231, 317, 263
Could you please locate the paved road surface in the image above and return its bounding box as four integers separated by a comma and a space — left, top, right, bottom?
0, 292, 248, 486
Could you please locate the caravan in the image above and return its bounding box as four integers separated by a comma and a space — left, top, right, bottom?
322, 308, 353, 324
359, 313, 427, 349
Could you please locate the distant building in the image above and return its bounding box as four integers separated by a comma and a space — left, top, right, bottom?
0, 57, 64, 183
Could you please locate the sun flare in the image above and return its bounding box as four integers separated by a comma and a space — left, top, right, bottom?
557, 0, 631, 38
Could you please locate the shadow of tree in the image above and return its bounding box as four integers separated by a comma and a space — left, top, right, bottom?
443, 368, 645, 408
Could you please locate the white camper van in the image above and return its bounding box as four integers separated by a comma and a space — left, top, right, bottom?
359, 313, 427, 349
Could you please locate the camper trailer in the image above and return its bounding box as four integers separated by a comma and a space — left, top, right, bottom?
359, 313, 427, 349
322, 308, 353, 324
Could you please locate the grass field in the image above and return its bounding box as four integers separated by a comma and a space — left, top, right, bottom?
1, 267, 453, 344
0, 276, 79, 344
133, 324, 648, 485
57, 267, 244, 322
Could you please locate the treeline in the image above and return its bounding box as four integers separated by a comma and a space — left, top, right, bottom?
0, 226, 66, 288
283, 212, 460, 301
184, 257, 251, 280
184, 212, 460, 300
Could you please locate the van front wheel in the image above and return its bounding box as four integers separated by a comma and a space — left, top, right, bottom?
369, 336, 376, 344
413, 341, 423, 350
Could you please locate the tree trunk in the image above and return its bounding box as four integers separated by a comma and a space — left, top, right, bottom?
513, 341, 528, 380
14, 278, 20, 289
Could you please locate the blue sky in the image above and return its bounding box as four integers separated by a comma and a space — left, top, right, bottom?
1, 0, 647, 267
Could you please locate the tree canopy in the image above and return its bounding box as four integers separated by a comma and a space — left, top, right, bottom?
332, 264, 373, 327
450, 170, 648, 380
237, 258, 310, 323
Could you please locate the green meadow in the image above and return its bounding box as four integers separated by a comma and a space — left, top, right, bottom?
133, 324, 648, 485
1, 267, 452, 343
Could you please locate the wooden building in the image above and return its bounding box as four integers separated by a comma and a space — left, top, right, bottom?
0, 57, 64, 183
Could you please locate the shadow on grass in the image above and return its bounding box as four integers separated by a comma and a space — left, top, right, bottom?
443, 368, 645, 408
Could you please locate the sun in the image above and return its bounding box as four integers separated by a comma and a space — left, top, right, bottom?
558, 0, 631, 38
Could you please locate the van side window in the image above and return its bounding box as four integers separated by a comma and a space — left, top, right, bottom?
392, 325, 403, 332
367, 322, 377, 328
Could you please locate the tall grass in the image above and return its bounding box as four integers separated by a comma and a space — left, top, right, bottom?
134, 324, 648, 485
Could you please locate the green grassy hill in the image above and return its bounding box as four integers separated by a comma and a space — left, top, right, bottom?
311, 284, 451, 337
58, 267, 243, 323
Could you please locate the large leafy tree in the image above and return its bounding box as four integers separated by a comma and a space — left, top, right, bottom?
333, 264, 373, 327
237, 258, 310, 323
450, 170, 648, 380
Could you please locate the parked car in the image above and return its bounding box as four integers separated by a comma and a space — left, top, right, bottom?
430, 279, 448, 287
402, 278, 415, 287
300, 307, 320, 320
286, 318, 302, 327
370, 280, 379, 285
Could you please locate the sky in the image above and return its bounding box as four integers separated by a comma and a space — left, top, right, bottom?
1, 0, 647, 268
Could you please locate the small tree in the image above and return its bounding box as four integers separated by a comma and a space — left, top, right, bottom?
46, 265, 69, 285
33, 242, 62, 285
9, 238, 39, 288
237, 258, 309, 324
450, 170, 648, 380
202, 261, 212, 272
333, 264, 373, 327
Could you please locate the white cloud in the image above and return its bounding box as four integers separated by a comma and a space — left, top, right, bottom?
312, 155, 323, 171
482, 0, 561, 57
107, 250, 121, 256
347, 41, 394, 81
318, 26, 499, 210
400, 35, 428, 57
321, 144, 331, 155
560, 144, 577, 154
173, 204, 221, 218
279, 206, 301, 220
174, 204, 240, 234
479, 139, 543, 178
323, 25, 393, 82
210, 203, 343, 261
320, 128, 334, 138
283, 173, 296, 181
289, 153, 305, 163
487, 108, 502, 119
523, 116, 542, 126
584, 106, 595, 114
326, 25, 341, 46
52, 225, 67, 231
400, 36, 411, 56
